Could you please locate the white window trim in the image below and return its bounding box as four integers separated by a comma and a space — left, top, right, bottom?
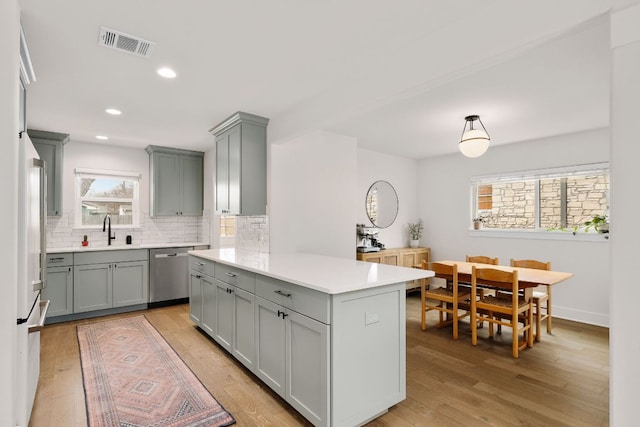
468, 228, 609, 242
470, 162, 610, 239
74, 168, 141, 229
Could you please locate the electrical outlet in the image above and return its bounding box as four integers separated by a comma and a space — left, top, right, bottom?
365, 312, 379, 325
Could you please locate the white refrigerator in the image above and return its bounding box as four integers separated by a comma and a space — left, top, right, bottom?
16, 131, 49, 427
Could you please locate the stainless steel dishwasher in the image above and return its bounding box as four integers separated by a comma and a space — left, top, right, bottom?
149, 246, 192, 304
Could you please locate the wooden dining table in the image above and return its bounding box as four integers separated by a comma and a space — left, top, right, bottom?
434, 260, 574, 336
436, 260, 573, 288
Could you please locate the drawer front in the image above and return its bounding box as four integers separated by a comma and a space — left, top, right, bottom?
74, 249, 148, 265
190, 256, 215, 277
256, 275, 329, 324
214, 263, 255, 293
46, 253, 73, 267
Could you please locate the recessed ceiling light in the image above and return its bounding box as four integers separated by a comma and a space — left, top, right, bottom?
105, 108, 121, 115
157, 67, 177, 79
96, 135, 109, 140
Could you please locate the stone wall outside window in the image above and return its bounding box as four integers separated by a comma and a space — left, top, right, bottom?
478, 173, 608, 230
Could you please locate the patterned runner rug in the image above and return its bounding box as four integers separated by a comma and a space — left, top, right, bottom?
77, 315, 235, 427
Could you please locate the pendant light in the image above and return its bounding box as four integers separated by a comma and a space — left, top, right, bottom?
459, 115, 490, 158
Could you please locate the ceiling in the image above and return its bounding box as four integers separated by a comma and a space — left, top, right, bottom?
19, 0, 612, 159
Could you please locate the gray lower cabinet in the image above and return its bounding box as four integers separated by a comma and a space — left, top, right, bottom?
189, 270, 203, 325
74, 250, 148, 313
146, 145, 204, 216
74, 263, 112, 313
189, 255, 328, 426
254, 296, 329, 426
112, 261, 148, 307
200, 275, 215, 336
42, 253, 74, 317
29, 129, 68, 216
211, 279, 255, 369
189, 254, 406, 427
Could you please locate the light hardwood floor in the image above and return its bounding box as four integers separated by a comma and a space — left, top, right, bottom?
29, 293, 609, 426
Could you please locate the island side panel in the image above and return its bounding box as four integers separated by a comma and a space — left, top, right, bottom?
331, 282, 406, 427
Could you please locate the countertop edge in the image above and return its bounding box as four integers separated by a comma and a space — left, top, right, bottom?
189, 249, 434, 295
47, 242, 209, 254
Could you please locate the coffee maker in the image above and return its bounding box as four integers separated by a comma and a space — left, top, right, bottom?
356, 224, 384, 253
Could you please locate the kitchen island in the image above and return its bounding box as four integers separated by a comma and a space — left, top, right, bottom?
188, 248, 434, 427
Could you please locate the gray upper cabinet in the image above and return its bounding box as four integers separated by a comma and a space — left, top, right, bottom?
146, 145, 204, 216
28, 129, 68, 216
210, 112, 268, 216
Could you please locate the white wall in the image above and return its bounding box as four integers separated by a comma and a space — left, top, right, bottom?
62, 140, 150, 211
610, 3, 640, 424
270, 131, 357, 258
418, 128, 610, 326
1, 0, 19, 422
357, 148, 419, 248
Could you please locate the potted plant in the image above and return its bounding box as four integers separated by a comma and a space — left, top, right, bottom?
408, 220, 423, 248
584, 214, 609, 233
473, 217, 484, 230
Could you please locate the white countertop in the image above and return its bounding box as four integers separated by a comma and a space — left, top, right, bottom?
47, 242, 208, 254
189, 248, 434, 295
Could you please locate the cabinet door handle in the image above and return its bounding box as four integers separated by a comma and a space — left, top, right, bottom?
226, 288, 234, 294
68, 267, 71, 273
194, 275, 202, 279
274, 290, 292, 298
277, 310, 288, 319
224, 272, 236, 278
195, 262, 204, 266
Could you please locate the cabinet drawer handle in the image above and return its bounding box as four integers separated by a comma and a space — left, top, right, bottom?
224, 272, 236, 278
195, 262, 204, 266
277, 310, 289, 319
275, 290, 292, 298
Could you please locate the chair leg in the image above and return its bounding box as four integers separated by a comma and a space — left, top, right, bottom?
546, 286, 552, 335
535, 298, 542, 342
471, 305, 477, 346
452, 306, 459, 340
512, 318, 519, 358
488, 312, 494, 338
528, 303, 534, 348
421, 284, 427, 331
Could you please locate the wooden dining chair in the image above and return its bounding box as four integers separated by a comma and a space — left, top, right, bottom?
511, 259, 552, 342
421, 261, 471, 339
470, 266, 534, 358
464, 255, 499, 300
466, 255, 499, 265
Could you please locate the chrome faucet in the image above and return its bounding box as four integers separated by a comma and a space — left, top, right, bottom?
102, 214, 116, 245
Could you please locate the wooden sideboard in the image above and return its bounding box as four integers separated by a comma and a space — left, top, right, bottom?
357, 247, 430, 290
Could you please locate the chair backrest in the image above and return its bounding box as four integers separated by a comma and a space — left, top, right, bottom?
425, 262, 458, 286
466, 255, 499, 265
472, 266, 518, 293
510, 259, 551, 271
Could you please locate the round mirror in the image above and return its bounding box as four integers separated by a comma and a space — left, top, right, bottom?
365, 180, 399, 228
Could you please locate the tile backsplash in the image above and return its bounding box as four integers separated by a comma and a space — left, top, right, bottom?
235, 215, 269, 253
47, 210, 210, 249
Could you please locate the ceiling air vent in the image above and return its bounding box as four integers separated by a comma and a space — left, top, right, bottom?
98, 26, 155, 58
